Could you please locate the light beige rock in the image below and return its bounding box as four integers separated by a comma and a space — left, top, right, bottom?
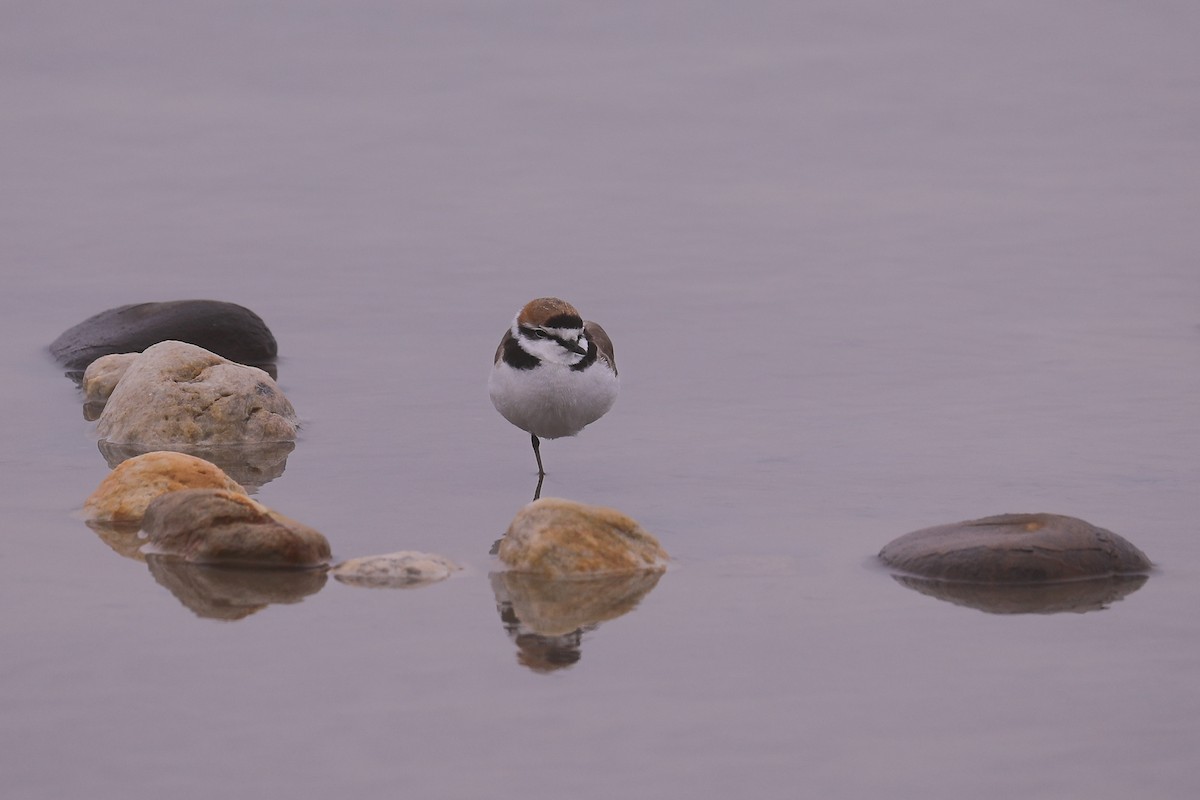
141, 488, 330, 568
331, 551, 460, 588
82, 352, 138, 406
497, 497, 669, 577
84, 451, 246, 524
96, 340, 297, 447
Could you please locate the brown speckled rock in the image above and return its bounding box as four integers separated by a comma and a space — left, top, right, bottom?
141, 488, 330, 568
331, 552, 460, 588
497, 497, 668, 577
96, 340, 297, 447
878, 513, 1152, 583
84, 451, 246, 524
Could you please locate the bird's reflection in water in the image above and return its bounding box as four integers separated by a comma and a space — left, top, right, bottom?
490, 570, 664, 672
497, 602, 586, 671
891, 572, 1149, 615
145, 555, 327, 621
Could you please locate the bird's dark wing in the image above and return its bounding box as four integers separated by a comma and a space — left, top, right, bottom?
584, 320, 616, 375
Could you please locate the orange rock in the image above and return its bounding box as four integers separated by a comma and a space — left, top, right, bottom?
497, 497, 668, 577
84, 451, 246, 524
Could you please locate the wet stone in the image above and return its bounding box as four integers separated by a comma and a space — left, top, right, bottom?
97, 440, 295, 493
96, 340, 297, 448
497, 497, 669, 577
141, 488, 330, 569
878, 512, 1152, 583
84, 450, 246, 525
50, 299, 277, 374
330, 552, 461, 588
81, 353, 138, 418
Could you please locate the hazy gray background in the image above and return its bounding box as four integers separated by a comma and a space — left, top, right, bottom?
2, 2, 1198, 798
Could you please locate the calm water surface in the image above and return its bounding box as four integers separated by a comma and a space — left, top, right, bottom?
3, 2, 1198, 798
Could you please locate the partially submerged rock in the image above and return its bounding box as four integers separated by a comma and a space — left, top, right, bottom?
97, 440, 294, 492
331, 551, 460, 588
96, 341, 297, 448
84, 451, 246, 525
497, 497, 668, 577
141, 488, 330, 568
51, 299, 277, 373
878, 513, 1152, 583
81, 353, 138, 418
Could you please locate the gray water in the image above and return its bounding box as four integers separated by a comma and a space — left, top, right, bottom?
3, 2, 1199, 798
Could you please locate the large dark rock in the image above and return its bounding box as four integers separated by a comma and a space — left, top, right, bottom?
878, 513, 1152, 583
50, 300, 278, 373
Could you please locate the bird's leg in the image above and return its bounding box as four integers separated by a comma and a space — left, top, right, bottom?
531, 433, 545, 477
533, 472, 544, 502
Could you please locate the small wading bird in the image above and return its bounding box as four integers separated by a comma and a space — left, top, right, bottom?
489, 297, 619, 496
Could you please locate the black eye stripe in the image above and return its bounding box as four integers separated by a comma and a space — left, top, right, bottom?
520, 325, 582, 348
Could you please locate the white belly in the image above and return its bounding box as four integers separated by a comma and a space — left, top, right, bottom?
489, 361, 619, 439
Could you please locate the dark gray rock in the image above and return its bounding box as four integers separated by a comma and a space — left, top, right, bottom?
878, 513, 1152, 583
50, 299, 277, 374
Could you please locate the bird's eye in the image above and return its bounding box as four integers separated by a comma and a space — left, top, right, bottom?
533, 330, 549, 339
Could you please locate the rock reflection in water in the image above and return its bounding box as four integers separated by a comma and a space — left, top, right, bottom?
86, 520, 147, 562
490, 570, 663, 672
145, 555, 327, 621
891, 573, 1149, 615
98, 440, 293, 491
